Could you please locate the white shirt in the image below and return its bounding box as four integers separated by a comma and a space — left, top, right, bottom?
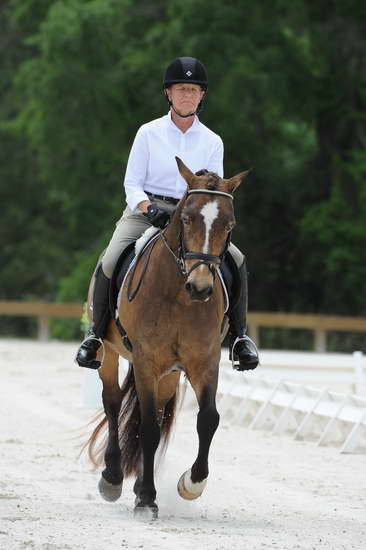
123, 111, 224, 211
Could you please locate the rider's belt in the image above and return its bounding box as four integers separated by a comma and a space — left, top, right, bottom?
146, 192, 179, 205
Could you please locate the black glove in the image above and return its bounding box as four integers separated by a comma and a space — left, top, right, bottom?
143, 204, 171, 229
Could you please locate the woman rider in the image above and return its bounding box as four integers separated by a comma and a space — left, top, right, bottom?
76, 56, 259, 371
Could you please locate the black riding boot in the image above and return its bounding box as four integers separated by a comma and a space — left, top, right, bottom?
227, 258, 259, 371
76, 264, 111, 370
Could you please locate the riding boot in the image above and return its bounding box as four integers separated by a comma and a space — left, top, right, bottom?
227, 259, 259, 371
76, 264, 111, 370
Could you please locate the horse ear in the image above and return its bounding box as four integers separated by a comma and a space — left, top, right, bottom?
175, 157, 195, 187
225, 169, 252, 193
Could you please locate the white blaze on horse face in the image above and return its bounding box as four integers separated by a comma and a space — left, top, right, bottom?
200, 201, 219, 254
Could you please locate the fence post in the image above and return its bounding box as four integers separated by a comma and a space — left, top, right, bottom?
249, 322, 259, 348
314, 328, 327, 352
353, 351, 365, 395
38, 315, 50, 341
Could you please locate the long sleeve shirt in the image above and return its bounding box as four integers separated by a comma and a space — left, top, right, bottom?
123, 111, 224, 211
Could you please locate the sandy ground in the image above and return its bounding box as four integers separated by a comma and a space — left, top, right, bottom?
0, 339, 365, 550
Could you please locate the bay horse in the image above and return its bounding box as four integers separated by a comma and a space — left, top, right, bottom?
86, 157, 249, 518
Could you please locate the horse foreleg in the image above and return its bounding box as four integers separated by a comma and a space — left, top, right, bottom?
178, 376, 220, 500
97, 345, 124, 502
133, 366, 160, 518
133, 372, 180, 507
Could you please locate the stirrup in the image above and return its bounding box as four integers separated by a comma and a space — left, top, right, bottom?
75, 334, 106, 370
230, 335, 259, 371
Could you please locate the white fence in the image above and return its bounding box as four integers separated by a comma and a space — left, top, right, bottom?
221, 350, 366, 395
82, 351, 366, 454
212, 369, 366, 454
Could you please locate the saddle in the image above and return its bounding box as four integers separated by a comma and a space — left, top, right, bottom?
108, 230, 161, 350
107, 242, 135, 351
109, 242, 136, 315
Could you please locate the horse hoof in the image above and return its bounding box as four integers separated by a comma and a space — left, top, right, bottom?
134, 501, 158, 520
177, 469, 207, 500
98, 476, 123, 502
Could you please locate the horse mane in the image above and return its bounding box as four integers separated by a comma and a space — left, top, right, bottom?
195, 169, 221, 191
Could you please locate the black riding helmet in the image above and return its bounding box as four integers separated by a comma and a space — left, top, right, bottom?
163, 57, 208, 90
163, 56, 208, 117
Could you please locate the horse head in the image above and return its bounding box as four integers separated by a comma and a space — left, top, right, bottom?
175, 157, 250, 302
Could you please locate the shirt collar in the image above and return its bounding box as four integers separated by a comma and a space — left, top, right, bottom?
166, 111, 201, 133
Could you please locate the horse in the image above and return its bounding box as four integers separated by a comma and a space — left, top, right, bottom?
85, 157, 250, 519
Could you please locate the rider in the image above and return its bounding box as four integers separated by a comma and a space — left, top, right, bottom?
76, 56, 259, 372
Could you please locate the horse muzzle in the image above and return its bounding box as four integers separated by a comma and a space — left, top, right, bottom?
185, 281, 213, 302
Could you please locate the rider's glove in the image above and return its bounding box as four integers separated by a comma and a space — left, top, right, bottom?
143, 204, 171, 229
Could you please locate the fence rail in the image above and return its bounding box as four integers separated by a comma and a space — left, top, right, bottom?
81, 357, 366, 453
212, 370, 366, 454
1, 300, 366, 351
248, 312, 366, 352
0, 301, 83, 341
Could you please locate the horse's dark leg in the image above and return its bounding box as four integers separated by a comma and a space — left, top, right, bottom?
178, 373, 220, 500
133, 371, 180, 511
133, 460, 143, 498
133, 366, 160, 518
97, 346, 124, 502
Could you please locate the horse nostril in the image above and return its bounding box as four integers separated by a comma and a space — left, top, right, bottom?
185, 281, 213, 301
185, 282, 192, 293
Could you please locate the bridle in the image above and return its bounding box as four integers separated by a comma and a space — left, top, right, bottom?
161, 188, 234, 278
127, 188, 233, 302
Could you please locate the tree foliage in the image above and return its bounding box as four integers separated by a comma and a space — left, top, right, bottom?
1, 0, 366, 338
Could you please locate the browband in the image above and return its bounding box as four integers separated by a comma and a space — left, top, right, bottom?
187, 189, 233, 200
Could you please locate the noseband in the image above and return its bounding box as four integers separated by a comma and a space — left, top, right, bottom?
162, 188, 234, 278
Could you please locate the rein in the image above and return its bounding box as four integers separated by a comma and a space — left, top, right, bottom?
162, 188, 233, 278
127, 235, 160, 301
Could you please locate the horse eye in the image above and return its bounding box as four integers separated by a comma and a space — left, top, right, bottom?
227, 221, 235, 232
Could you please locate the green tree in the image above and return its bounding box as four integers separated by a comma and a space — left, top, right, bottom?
2, 0, 366, 342
294, 1, 366, 314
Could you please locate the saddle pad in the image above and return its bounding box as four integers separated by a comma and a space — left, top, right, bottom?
135, 226, 160, 255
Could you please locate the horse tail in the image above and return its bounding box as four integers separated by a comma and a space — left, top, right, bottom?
119, 366, 182, 478
85, 365, 181, 476
156, 382, 181, 463
84, 363, 139, 471
84, 411, 108, 468
118, 363, 141, 477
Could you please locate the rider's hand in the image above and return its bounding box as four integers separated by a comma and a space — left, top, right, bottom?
143, 204, 171, 229
137, 200, 151, 213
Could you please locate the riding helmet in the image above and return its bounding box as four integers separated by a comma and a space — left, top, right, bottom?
163, 57, 208, 90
